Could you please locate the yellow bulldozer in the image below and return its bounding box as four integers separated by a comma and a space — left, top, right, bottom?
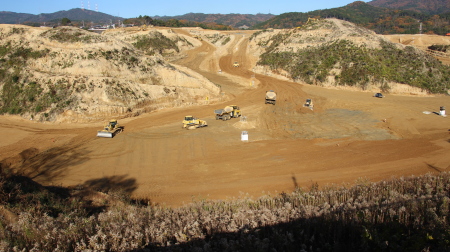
182, 116, 208, 130
97, 119, 124, 138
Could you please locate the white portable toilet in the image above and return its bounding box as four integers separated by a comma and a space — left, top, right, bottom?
241, 131, 248, 141
440, 106, 446, 116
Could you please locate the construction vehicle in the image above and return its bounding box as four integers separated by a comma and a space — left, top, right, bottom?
233, 61, 240, 67
374, 93, 384, 98
97, 119, 123, 138
304, 99, 313, 107
182, 116, 208, 129
215, 105, 241, 120
265, 90, 277, 105
303, 99, 314, 110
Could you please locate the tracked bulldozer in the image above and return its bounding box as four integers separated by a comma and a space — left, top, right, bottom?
182, 116, 208, 130
97, 120, 123, 138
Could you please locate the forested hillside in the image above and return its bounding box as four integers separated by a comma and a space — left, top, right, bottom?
0, 9, 273, 30
369, 0, 450, 15
154, 13, 274, 28
254, 1, 450, 35
0, 8, 122, 27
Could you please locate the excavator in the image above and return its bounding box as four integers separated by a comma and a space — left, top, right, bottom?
97, 120, 123, 138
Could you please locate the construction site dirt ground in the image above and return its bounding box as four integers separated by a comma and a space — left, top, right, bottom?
1, 31, 449, 207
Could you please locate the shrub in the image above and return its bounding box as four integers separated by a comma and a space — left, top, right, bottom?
1, 170, 449, 251
132, 32, 179, 54
41, 27, 102, 43
222, 36, 231, 45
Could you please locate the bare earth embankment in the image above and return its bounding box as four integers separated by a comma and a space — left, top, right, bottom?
0, 27, 449, 207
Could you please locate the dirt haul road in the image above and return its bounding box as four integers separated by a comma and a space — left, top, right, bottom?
1, 30, 450, 207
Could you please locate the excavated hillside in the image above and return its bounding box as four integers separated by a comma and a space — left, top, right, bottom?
0, 25, 221, 122
1, 20, 449, 123
248, 18, 450, 95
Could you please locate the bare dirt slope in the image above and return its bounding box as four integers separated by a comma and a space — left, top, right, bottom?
0, 25, 222, 122
1, 29, 449, 207
384, 33, 450, 65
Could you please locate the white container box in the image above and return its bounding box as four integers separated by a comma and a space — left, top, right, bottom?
241, 131, 248, 141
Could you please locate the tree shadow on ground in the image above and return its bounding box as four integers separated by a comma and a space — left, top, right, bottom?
18, 146, 90, 181
0, 146, 90, 183
78, 175, 137, 195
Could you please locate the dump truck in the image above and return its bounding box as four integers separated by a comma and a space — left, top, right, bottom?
182, 116, 208, 129
97, 119, 123, 138
214, 105, 241, 120
233, 61, 240, 67
265, 90, 277, 105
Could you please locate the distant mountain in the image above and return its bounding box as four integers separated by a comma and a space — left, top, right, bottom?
0, 11, 36, 24
254, 1, 450, 35
368, 0, 450, 15
153, 13, 274, 28
0, 9, 273, 29
0, 8, 123, 25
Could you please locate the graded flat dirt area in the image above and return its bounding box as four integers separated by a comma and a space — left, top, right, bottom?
1, 30, 449, 207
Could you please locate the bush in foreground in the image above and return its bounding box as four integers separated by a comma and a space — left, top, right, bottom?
0, 171, 449, 251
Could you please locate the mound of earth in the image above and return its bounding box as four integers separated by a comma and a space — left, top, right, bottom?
248, 18, 450, 95
0, 25, 220, 122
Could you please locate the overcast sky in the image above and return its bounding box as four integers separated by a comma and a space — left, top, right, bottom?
2, 0, 371, 18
